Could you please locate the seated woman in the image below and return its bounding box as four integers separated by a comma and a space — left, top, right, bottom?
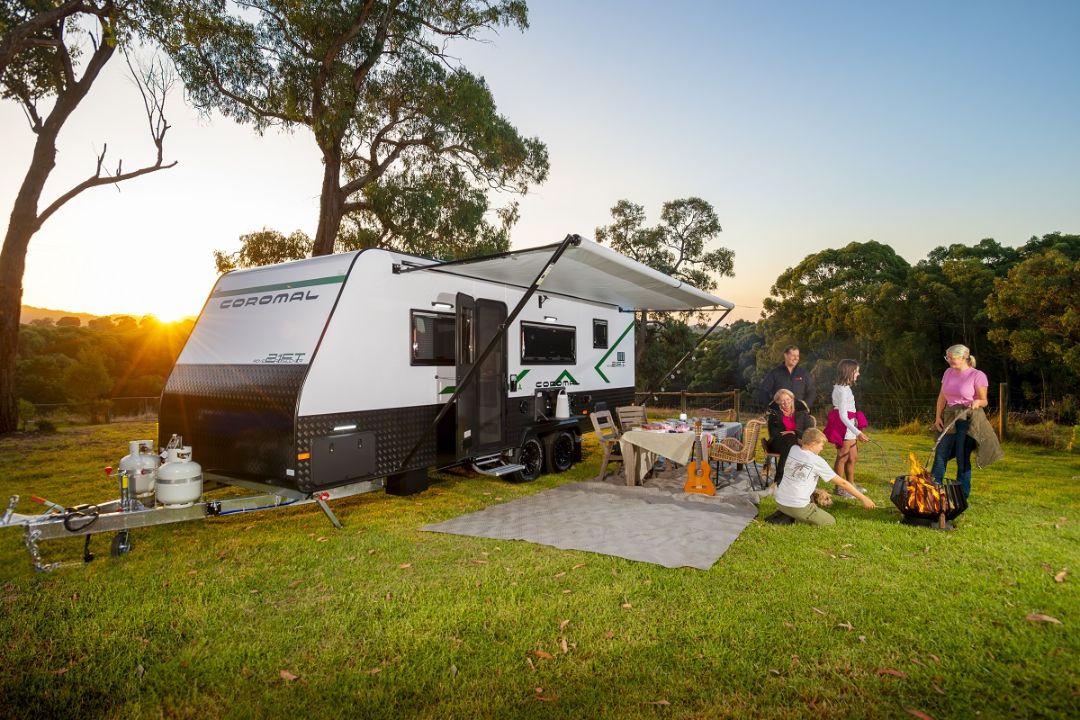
765, 389, 813, 484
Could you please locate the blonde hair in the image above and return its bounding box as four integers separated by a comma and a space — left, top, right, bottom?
801, 428, 826, 447
946, 344, 976, 368
773, 389, 795, 403
835, 359, 860, 386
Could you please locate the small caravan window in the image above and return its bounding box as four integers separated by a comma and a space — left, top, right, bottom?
411, 311, 455, 365
593, 319, 608, 349
521, 321, 575, 364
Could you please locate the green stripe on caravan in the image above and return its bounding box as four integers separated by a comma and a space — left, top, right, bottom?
212, 275, 346, 309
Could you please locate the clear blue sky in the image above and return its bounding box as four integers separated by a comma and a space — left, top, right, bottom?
3, 0, 1079, 322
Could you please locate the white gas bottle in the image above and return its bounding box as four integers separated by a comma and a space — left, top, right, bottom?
119, 440, 160, 496
554, 388, 571, 419
155, 446, 203, 508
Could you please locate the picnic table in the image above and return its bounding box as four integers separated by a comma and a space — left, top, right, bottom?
620, 421, 742, 486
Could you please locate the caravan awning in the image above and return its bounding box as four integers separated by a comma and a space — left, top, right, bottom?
409, 236, 733, 312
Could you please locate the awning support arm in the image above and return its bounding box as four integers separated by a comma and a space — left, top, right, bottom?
396, 234, 583, 471
639, 307, 733, 400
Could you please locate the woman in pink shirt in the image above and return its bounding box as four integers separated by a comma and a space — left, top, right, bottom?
932, 344, 989, 498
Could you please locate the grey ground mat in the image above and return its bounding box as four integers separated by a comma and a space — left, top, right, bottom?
421, 480, 760, 570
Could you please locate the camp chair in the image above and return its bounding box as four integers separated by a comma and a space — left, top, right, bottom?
615, 405, 648, 432
760, 413, 817, 480
709, 418, 767, 490
589, 410, 624, 482
761, 438, 781, 481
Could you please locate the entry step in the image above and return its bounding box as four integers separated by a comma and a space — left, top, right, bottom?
471, 455, 525, 477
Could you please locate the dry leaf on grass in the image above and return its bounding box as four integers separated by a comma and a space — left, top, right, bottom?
877, 668, 908, 678
783, 621, 795, 629
217, 550, 228, 559
1025, 613, 1063, 625
1054, 568, 1067, 583
932, 684, 946, 695
905, 709, 935, 720
812, 607, 826, 615
928, 653, 940, 664
603, 630, 615, 640
560, 637, 569, 654
646, 699, 671, 706
398, 563, 412, 569
288, 579, 302, 589
470, 559, 488, 565
572, 563, 586, 569
316, 536, 328, 543
552, 571, 566, 578
621, 602, 632, 609
835, 621, 854, 631
449, 664, 457, 677
559, 619, 570, 631
279, 670, 298, 682
533, 650, 554, 660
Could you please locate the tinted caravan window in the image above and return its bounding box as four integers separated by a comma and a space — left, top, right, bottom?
593, 319, 609, 349
411, 310, 455, 365
521, 321, 576, 364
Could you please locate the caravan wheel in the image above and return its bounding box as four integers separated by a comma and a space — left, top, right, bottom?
508, 437, 543, 483
544, 431, 575, 473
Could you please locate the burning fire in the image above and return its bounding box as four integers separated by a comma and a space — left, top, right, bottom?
904, 453, 948, 515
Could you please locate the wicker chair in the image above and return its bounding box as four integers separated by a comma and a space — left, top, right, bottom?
589, 410, 624, 483
709, 418, 767, 490
615, 405, 648, 432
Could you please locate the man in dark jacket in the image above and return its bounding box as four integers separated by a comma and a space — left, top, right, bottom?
758, 345, 816, 409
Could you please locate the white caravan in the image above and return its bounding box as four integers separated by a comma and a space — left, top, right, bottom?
159, 235, 732, 495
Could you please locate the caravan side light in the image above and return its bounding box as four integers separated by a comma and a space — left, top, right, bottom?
431, 301, 454, 311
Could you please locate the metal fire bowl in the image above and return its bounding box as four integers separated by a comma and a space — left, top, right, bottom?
891, 476, 968, 520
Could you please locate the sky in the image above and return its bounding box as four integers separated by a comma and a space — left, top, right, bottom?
3, 0, 1079, 323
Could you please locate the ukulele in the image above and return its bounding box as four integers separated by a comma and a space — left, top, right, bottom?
684, 418, 716, 496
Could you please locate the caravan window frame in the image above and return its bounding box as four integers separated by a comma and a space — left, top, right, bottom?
521, 321, 576, 365
410, 310, 455, 366
593, 319, 609, 349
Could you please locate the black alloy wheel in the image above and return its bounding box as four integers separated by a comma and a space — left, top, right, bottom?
544, 430, 575, 473
508, 437, 544, 483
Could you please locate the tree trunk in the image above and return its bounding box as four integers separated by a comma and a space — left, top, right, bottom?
0, 122, 62, 434
312, 151, 345, 256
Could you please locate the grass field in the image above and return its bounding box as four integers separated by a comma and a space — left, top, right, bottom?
0, 422, 1077, 719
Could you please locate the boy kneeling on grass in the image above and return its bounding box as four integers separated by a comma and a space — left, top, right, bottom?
774, 428, 876, 525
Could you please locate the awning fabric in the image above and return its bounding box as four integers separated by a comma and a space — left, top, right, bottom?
415, 236, 733, 312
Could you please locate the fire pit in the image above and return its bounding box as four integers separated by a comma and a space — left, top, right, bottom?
890, 454, 967, 530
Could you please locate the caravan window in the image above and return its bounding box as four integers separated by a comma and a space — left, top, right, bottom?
521, 321, 575, 364
411, 311, 455, 365
593, 319, 609, 349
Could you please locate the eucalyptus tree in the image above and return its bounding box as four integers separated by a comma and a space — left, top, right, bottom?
168, 0, 548, 259
987, 241, 1080, 412
594, 197, 733, 369
757, 240, 910, 398
0, 0, 177, 433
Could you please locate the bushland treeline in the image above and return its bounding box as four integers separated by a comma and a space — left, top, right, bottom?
640, 232, 1079, 425
14, 233, 1077, 428
16, 315, 194, 420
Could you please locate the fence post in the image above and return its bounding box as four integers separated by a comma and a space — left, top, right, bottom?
998, 383, 1007, 439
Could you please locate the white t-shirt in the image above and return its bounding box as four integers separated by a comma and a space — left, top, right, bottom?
774, 445, 837, 508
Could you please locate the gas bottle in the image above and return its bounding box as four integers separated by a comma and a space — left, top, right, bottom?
119, 440, 160, 497
155, 446, 203, 508
554, 388, 570, 419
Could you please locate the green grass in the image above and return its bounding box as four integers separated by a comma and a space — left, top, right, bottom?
1, 422, 1077, 719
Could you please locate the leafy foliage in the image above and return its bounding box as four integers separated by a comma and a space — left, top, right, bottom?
168, 0, 548, 258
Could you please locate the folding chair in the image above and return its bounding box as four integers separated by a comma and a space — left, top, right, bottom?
589, 410, 624, 482
761, 437, 781, 481
615, 405, 647, 432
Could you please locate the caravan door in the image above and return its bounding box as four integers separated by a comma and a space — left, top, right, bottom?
456, 294, 508, 457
